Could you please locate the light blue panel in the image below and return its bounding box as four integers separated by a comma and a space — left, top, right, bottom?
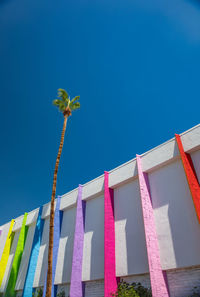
22, 207, 44, 297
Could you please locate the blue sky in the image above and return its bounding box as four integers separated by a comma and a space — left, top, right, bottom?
0, 0, 200, 225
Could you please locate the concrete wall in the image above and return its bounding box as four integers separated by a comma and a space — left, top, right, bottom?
1, 124, 200, 296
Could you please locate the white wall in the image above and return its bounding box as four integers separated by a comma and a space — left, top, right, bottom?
82, 196, 104, 281
0, 231, 20, 293
0, 222, 11, 260
191, 150, 200, 182
33, 218, 49, 287
114, 180, 149, 276
2, 124, 200, 295
149, 159, 200, 270
54, 207, 76, 284
15, 223, 36, 290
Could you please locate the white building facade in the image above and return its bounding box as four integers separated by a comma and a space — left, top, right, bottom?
1, 124, 200, 297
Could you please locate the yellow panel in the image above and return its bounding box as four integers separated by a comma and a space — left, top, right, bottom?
0, 219, 15, 287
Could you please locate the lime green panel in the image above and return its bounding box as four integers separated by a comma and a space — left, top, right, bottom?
5, 213, 29, 297
0, 219, 15, 287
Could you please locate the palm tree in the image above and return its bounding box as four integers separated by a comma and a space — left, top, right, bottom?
46, 89, 80, 297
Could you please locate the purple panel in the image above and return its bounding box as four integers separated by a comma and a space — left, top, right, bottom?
70, 185, 85, 297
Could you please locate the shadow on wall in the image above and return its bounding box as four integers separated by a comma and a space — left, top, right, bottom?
36, 218, 49, 287
83, 195, 104, 281
113, 141, 200, 279
114, 178, 149, 276
59, 207, 76, 284
15, 224, 34, 290
0, 231, 20, 293
149, 143, 200, 271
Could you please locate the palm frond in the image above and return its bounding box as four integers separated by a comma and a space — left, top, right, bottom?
53, 89, 80, 115
53, 99, 62, 106
70, 96, 80, 105
64, 98, 70, 106
58, 89, 69, 100
58, 102, 66, 112
70, 102, 80, 110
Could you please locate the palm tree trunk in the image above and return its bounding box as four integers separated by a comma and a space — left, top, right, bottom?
46, 115, 68, 297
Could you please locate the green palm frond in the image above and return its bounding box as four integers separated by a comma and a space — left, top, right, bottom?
63, 98, 70, 106
58, 89, 69, 100
53, 88, 80, 114
70, 102, 80, 110
70, 96, 80, 105
53, 99, 62, 106
58, 102, 66, 112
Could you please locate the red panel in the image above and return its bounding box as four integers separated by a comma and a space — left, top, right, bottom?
175, 134, 200, 223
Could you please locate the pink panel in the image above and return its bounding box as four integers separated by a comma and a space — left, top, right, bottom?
104, 171, 118, 297
136, 155, 169, 297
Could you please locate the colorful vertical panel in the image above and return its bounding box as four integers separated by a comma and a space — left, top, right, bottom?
0, 219, 15, 287
43, 196, 62, 297
22, 207, 44, 297
70, 185, 86, 297
136, 155, 169, 297
104, 171, 118, 297
5, 213, 28, 297
175, 134, 200, 223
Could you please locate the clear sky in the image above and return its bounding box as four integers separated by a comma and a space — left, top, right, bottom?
0, 0, 200, 226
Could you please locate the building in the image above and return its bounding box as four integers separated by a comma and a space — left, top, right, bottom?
1, 124, 200, 297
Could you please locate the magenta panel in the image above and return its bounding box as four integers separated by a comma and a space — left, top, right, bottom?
104, 171, 118, 297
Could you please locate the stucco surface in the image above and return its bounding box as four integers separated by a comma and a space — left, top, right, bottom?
149, 159, 200, 270
104, 172, 118, 297
2, 125, 200, 296
15, 223, 36, 291
0, 220, 15, 287
21, 207, 43, 296
82, 196, 104, 281
54, 207, 76, 284
33, 218, 49, 287
114, 180, 148, 276
137, 155, 169, 297
70, 186, 85, 297
0, 231, 20, 293
0, 222, 11, 260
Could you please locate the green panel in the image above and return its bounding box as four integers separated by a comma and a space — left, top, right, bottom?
5, 213, 29, 297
